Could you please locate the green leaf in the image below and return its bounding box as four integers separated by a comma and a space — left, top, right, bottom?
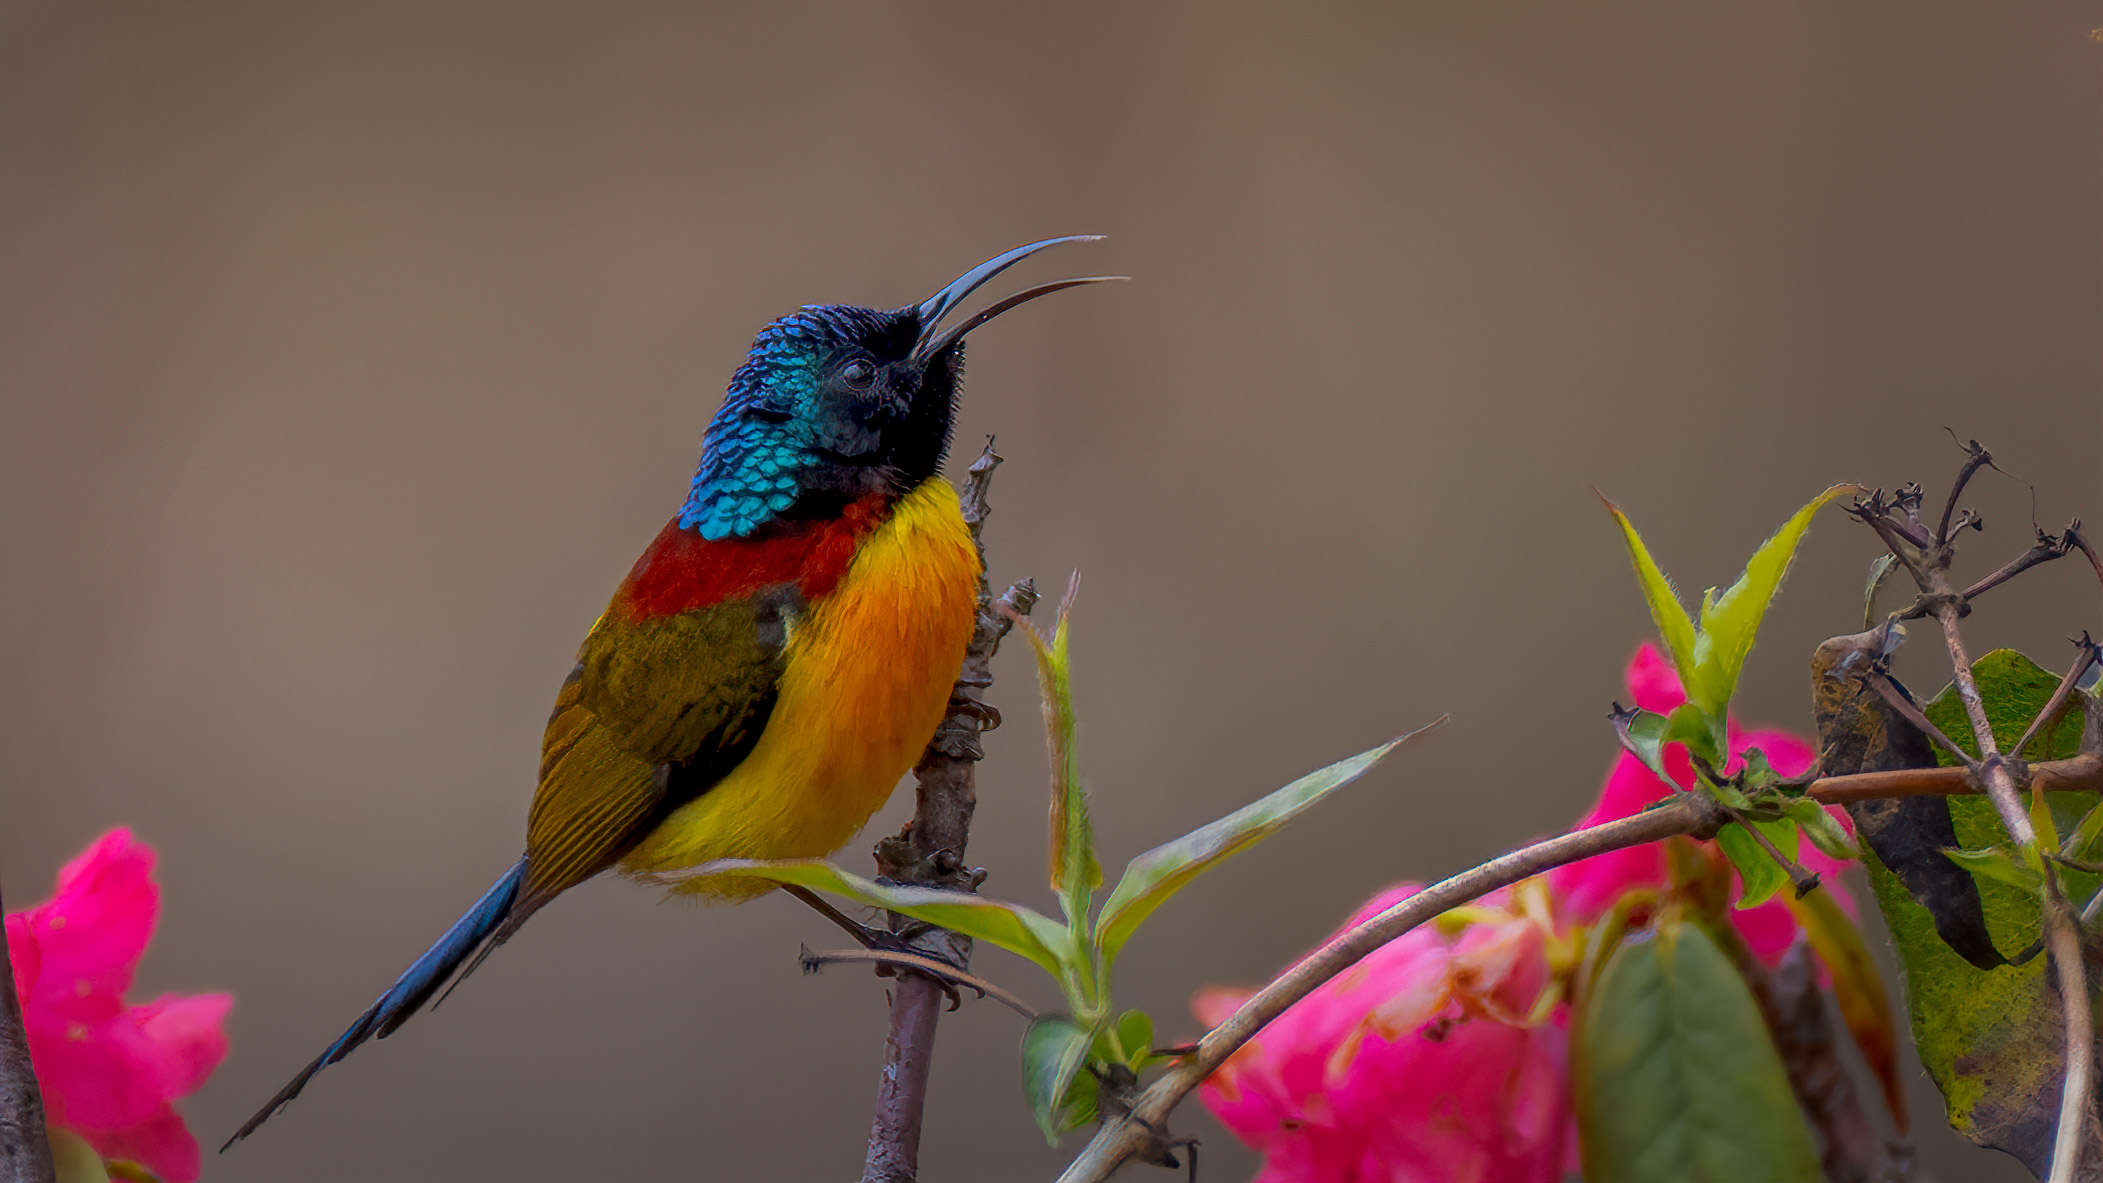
1923, 648, 2090, 766
1021, 1016, 1098, 1143
1715, 819, 1796, 908
687, 859, 1075, 977
2066, 797, 2103, 858
1941, 846, 2042, 893
1609, 703, 1677, 788
1094, 1008, 1156, 1071
1604, 495, 1701, 695
1019, 587, 1101, 933
1574, 921, 1822, 1183
1919, 648, 2095, 934
1784, 797, 1857, 861
1688, 485, 1856, 719
1092, 730, 1422, 969
1785, 887, 1907, 1133
1854, 647, 2103, 1173
48, 1129, 113, 1183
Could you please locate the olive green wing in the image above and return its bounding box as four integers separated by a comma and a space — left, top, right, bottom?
518, 589, 793, 915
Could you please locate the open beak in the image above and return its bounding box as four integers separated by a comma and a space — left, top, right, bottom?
908, 235, 1124, 366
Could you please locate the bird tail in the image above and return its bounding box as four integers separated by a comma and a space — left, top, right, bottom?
222, 858, 528, 1149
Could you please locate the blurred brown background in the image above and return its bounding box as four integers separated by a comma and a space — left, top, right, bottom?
3, 3, 2099, 1180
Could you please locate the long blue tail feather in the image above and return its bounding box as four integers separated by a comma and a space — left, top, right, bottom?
222, 858, 527, 1149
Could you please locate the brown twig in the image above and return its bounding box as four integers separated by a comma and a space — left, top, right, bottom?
2011, 637, 2100, 761
1932, 598, 2097, 1183
1806, 753, 2103, 804
1935, 438, 1994, 546
803, 947, 1040, 1019
1924, 531, 2069, 613
0, 885, 57, 1183
1054, 793, 1728, 1183
1853, 452, 2096, 1183
1864, 670, 1977, 767
2066, 523, 2103, 591
859, 440, 1037, 1183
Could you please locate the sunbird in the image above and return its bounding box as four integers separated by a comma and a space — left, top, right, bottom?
228, 237, 1114, 1144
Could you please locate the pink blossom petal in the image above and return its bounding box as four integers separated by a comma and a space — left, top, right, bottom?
26, 1011, 169, 1131
1449, 917, 1549, 1021
129, 993, 232, 1100
1626, 643, 1687, 714
1548, 756, 1674, 920
26, 830, 158, 1008
4, 828, 226, 1183
1198, 885, 1567, 1182
80, 1107, 202, 1183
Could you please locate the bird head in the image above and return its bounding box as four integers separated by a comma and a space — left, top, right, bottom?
681, 236, 1116, 540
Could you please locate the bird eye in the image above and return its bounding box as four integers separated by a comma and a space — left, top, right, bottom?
840, 360, 875, 390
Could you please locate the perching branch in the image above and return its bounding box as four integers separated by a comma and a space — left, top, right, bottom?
0, 885, 57, 1183
1054, 792, 1728, 1183
859, 439, 1038, 1183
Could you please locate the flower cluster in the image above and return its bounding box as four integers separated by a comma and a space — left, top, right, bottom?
6, 829, 231, 1183
1194, 645, 1855, 1182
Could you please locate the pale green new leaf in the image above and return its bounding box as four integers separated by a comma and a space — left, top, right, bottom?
1093, 725, 1434, 969
1717, 819, 1798, 909
1688, 485, 1858, 718
1785, 797, 1858, 862
1021, 1016, 1098, 1142
1605, 495, 1700, 694
1021, 586, 1101, 931
686, 859, 1075, 976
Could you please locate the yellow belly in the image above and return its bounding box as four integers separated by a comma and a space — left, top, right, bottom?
621, 477, 979, 897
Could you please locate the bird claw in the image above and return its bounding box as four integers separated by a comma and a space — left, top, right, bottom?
948, 694, 1001, 730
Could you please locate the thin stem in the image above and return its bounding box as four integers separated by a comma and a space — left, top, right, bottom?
1940, 537, 2067, 611
1931, 602, 2093, 1183
802, 948, 1039, 1019
859, 441, 1035, 1183
2011, 639, 2099, 761
1806, 753, 2103, 804
1865, 671, 1978, 767
1054, 794, 1722, 1183
2066, 524, 2103, 591
1717, 800, 1819, 895
0, 886, 57, 1183
1936, 440, 1993, 546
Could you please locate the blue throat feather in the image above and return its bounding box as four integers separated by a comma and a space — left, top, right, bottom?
679, 305, 901, 540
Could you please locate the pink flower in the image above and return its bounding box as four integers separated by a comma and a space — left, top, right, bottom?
1195, 884, 1570, 1183
1548, 643, 1855, 963
6, 829, 231, 1183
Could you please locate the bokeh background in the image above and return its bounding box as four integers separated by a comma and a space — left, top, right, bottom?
4, 3, 2099, 1180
